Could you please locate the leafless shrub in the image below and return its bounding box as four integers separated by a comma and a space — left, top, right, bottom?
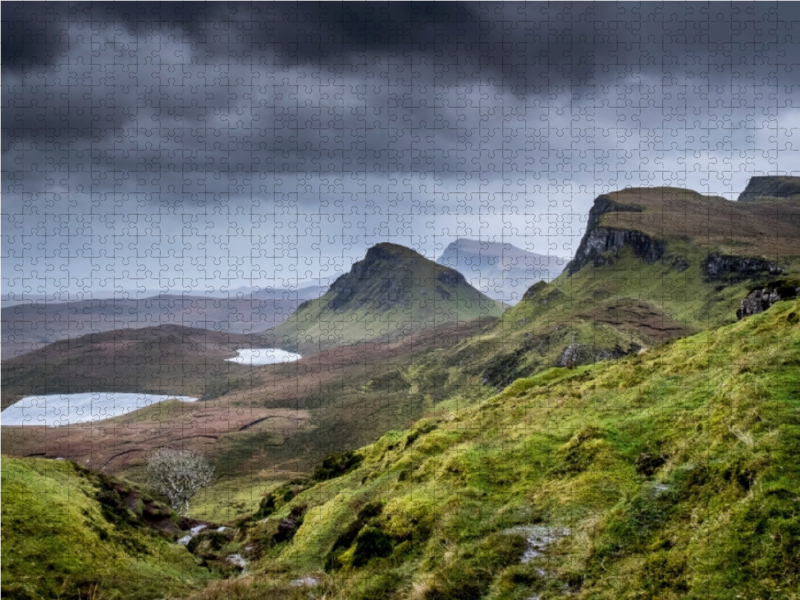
145, 448, 214, 515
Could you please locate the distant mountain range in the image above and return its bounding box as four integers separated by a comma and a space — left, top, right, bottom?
0, 284, 329, 359
0, 282, 332, 307
436, 238, 567, 304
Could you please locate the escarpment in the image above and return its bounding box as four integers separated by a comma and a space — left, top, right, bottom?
566, 193, 662, 276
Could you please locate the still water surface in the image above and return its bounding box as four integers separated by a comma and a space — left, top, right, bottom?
0, 392, 197, 426
225, 348, 302, 365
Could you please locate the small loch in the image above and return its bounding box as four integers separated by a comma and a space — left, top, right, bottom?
0, 392, 198, 427
225, 348, 302, 366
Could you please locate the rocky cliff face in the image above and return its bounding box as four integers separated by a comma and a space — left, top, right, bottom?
737, 279, 800, 319
566, 195, 664, 276
738, 176, 800, 202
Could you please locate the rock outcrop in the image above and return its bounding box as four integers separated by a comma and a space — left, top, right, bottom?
556, 343, 633, 368
703, 253, 783, 281
737, 279, 800, 319
738, 176, 800, 202
566, 195, 664, 276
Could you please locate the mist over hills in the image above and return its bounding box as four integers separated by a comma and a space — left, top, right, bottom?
436, 238, 567, 304
0, 284, 329, 359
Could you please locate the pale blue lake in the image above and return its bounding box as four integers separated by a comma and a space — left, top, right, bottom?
0, 392, 198, 427
225, 348, 302, 366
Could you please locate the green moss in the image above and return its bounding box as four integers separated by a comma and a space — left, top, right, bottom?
1, 457, 211, 600
312, 450, 364, 481
213, 300, 800, 600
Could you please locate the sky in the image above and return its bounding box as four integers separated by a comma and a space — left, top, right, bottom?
3, 1, 800, 299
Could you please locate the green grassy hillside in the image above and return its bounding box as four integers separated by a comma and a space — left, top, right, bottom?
264, 243, 504, 353
355, 187, 800, 410
186, 299, 800, 599
1, 457, 212, 600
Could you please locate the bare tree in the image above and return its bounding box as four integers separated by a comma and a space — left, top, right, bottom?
145, 448, 215, 515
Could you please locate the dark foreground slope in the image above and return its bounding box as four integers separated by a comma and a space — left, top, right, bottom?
184, 298, 800, 600
264, 243, 504, 353
1, 457, 212, 600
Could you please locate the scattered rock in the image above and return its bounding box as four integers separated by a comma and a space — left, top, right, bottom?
274, 504, 308, 543
505, 525, 571, 563
670, 255, 690, 272
557, 345, 583, 369
737, 279, 800, 319
226, 554, 247, 570
649, 482, 671, 497
556, 343, 629, 368
703, 253, 783, 281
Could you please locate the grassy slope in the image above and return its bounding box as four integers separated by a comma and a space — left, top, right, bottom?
193, 299, 800, 599
2, 457, 211, 600
368, 189, 800, 409
181, 191, 800, 521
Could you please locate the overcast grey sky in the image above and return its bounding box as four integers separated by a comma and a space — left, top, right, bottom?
3, 2, 799, 299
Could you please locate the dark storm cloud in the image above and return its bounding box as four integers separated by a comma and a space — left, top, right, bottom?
3, 2, 800, 297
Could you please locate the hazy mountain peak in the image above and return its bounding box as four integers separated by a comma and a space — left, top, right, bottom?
436, 238, 566, 304
738, 176, 800, 202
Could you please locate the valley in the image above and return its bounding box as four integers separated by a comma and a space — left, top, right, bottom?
3, 179, 800, 600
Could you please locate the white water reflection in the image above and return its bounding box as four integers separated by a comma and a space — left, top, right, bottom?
0, 392, 197, 427
225, 348, 302, 366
